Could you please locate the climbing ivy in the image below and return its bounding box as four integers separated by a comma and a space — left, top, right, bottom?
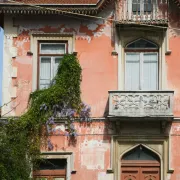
0, 54, 91, 180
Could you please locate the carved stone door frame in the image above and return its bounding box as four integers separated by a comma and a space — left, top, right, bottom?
109, 135, 173, 180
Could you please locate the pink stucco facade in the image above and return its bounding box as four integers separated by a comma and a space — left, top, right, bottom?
1, 0, 180, 179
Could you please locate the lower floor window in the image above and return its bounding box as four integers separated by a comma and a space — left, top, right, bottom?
33, 159, 66, 180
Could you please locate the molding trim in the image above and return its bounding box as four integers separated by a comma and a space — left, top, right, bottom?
30, 32, 75, 92
110, 135, 171, 180
41, 151, 75, 180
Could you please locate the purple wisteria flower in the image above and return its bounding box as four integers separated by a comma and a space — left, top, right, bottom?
47, 139, 54, 151
79, 102, 91, 122
46, 116, 55, 125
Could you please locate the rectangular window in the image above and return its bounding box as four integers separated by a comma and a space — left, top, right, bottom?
125, 52, 158, 90
132, 0, 140, 15
33, 159, 66, 180
38, 42, 67, 89
132, 0, 152, 15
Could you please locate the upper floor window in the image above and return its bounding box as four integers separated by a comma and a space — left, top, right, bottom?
38, 41, 68, 89
125, 39, 158, 90
132, 0, 152, 15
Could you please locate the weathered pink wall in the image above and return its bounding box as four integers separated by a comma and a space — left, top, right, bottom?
47, 121, 111, 180
4, 2, 180, 179
10, 13, 116, 179
166, 4, 180, 178
167, 36, 180, 117
12, 10, 117, 117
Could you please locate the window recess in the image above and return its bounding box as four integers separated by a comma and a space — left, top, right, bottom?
125, 39, 159, 90
38, 42, 68, 89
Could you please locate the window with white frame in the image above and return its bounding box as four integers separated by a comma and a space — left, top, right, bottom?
125, 39, 158, 90
38, 41, 67, 89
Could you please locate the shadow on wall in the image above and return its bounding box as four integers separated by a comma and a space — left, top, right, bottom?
169, 1, 180, 36
0, 27, 3, 108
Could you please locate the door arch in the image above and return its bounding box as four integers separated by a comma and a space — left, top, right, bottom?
121, 145, 160, 180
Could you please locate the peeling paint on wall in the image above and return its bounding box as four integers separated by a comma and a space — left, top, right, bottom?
81, 139, 109, 170
98, 172, 113, 180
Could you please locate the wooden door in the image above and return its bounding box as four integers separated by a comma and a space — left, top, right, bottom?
121, 167, 140, 180
140, 167, 160, 180
121, 167, 160, 180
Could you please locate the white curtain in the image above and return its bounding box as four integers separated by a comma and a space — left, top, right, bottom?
143, 53, 158, 90
40, 57, 51, 89
126, 53, 140, 90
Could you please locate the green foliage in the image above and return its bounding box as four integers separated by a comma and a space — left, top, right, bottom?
0, 54, 82, 180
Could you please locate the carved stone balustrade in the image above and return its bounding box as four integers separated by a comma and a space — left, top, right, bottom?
116, 0, 168, 25
109, 91, 174, 118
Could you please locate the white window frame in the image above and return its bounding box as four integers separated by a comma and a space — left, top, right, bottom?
39, 42, 67, 89
125, 52, 158, 90
30, 33, 75, 92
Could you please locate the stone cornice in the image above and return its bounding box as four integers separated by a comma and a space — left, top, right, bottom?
0, 0, 112, 15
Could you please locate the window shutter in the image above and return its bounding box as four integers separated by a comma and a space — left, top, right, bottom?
40, 57, 51, 89
143, 53, 158, 90
125, 53, 140, 90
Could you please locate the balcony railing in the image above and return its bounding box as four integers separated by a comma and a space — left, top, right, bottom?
116, 0, 168, 24
109, 91, 174, 118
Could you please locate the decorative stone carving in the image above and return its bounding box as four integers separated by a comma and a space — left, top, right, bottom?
109, 91, 174, 117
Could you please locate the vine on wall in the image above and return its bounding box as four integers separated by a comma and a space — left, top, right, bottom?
0, 54, 91, 180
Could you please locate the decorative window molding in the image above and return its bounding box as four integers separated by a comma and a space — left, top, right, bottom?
115, 28, 167, 90
30, 33, 75, 91
40, 151, 75, 180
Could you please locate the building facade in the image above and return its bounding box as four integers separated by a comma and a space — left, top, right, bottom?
0, 0, 180, 179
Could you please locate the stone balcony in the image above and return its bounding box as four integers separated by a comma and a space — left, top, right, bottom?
108, 91, 174, 118
116, 0, 168, 25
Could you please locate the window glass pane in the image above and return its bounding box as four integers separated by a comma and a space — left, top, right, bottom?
122, 145, 160, 161
34, 178, 48, 180
40, 43, 66, 54
132, 0, 140, 14
53, 57, 63, 78
144, 0, 152, 12
40, 57, 51, 89
38, 159, 67, 170
53, 178, 65, 180
127, 39, 158, 49
143, 53, 158, 90
125, 53, 140, 90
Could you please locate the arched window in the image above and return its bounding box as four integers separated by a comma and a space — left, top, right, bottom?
125, 38, 158, 90
122, 145, 160, 161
